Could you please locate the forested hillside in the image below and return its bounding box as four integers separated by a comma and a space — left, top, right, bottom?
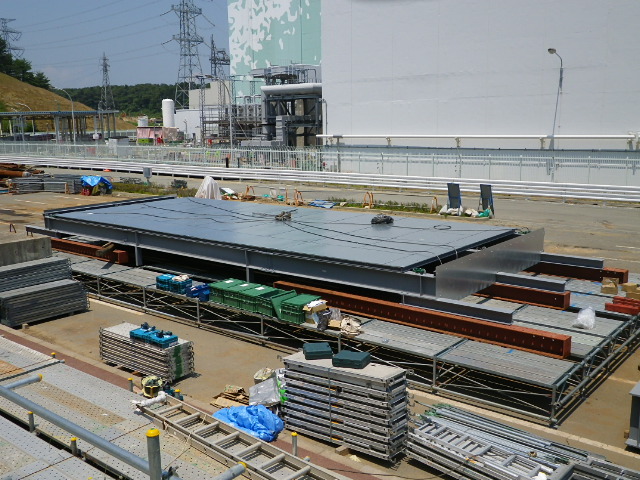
64, 84, 176, 118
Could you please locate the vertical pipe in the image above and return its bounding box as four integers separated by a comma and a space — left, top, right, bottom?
28, 411, 35, 432
146, 428, 163, 480
70, 437, 78, 456
196, 298, 201, 324
291, 432, 298, 456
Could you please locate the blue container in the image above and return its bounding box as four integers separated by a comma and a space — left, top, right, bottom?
129, 325, 178, 348
170, 278, 193, 294
156, 274, 175, 291
186, 284, 210, 301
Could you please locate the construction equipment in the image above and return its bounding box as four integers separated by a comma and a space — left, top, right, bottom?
141, 375, 165, 398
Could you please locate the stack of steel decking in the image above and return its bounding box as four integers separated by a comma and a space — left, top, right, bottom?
282, 351, 408, 461
0, 257, 87, 327
99, 322, 194, 382
8, 174, 83, 194
407, 405, 640, 480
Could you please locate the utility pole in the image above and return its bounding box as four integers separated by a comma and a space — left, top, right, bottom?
0, 18, 23, 57
172, 0, 203, 110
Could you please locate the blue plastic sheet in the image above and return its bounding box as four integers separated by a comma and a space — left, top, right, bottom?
212, 405, 284, 442
81, 176, 113, 189
308, 200, 335, 209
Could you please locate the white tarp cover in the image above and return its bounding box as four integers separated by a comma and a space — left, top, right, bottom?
195, 176, 221, 199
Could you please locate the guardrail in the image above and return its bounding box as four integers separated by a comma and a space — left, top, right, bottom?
3, 154, 640, 203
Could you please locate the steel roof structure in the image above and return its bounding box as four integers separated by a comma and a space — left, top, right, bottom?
41, 196, 518, 296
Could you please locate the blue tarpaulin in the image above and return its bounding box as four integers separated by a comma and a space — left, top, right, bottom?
81, 176, 113, 189
212, 405, 284, 442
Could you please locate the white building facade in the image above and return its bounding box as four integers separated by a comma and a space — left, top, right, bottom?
321, 0, 640, 149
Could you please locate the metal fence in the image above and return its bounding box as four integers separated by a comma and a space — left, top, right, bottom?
1, 141, 639, 187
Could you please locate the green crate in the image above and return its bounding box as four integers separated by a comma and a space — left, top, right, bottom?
224, 282, 260, 308
279, 294, 321, 324
259, 289, 297, 317
239, 285, 279, 313
208, 279, 244, 304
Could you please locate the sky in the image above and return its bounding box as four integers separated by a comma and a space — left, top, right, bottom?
1, 0, 230, 89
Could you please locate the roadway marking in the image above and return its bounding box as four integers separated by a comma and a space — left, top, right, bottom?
616, 245, 640, 249
14, 199, 47, 205
607, 376, 639, 386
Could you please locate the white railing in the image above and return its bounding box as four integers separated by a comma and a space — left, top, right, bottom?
0, 142, 639, 200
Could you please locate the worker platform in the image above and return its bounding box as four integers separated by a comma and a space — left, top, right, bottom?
51, 251, 640, 425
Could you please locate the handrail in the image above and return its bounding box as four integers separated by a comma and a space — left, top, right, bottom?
3, 155, 640, 203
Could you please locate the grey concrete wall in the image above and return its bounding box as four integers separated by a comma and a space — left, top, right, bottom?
0, 237, 52, 267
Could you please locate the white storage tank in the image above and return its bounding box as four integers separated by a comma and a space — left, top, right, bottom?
137, 116, 149, 127
161, 99, 175, 128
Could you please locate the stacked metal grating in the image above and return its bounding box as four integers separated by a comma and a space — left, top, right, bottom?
407, 405, 639, 480
8, 177, 45, 194
8, 174, 83, 194
0, 279, 88, 327
282, 351, 408, 461
0, 257, 72, 293
50, 174, 84, 193
99, 322, 194, 382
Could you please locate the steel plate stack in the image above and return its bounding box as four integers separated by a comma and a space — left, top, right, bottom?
282, 351, 408, 461
0, 257, 72, 292
8, 178, 44, 194
0, 279, 88, 327
99, 322, 194, 382
50, 174, 84, 193
407, 405, 614, 480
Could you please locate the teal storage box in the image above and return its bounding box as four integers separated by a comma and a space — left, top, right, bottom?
303, 342, 333, 360
332, 350, 371, 369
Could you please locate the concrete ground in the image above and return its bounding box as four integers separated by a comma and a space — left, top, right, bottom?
0, 174, 639, 473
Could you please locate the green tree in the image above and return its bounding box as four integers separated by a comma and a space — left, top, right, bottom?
0, 39, 13, 74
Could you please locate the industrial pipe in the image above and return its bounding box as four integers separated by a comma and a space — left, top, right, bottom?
0, 384, 150, 474
146, 429, 162, 480
3, 374, 43, 390
212, 463, 246, 480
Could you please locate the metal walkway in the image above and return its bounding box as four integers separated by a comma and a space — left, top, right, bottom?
55, 252, 640, 425
142, 399, 349, 480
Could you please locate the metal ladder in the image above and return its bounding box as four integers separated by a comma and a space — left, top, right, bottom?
142, 398, 349, 480
408, 420, 555, 480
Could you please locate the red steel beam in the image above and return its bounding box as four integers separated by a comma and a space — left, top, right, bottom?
477, 283, 571, 309
525, 263, 628, 283
51, 238, 129, 264
274, 281, 571, 358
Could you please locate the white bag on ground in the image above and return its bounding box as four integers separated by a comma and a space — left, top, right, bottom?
195, 175, 222, 199
572, 307, 596, 330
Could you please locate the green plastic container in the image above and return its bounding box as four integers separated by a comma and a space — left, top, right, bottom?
209, 278, 244, 304
239, 285, 279, 313
260, 289, 297, 317
224, 282, 260, 308
279, 294, 322, 324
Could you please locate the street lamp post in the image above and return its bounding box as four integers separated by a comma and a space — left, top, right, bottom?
16, 102, 34, 141
57, 88, 76, 144
547, 48, 563, 151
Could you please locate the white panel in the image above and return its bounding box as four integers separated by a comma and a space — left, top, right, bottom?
322, 0, 640, 148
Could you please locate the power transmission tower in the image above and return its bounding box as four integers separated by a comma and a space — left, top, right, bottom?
172, 0, 203, 110
99, 53, 116, 111
209, 35, 229, 78
0, 18, 23, 57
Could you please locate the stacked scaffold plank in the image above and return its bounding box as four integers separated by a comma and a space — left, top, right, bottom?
406, 405, 640, 480
99, 322, 194, 382
282, 351, 408, 461
0, 257, 72, 292
0, 257, 87, 327
0, 279, 88, 327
